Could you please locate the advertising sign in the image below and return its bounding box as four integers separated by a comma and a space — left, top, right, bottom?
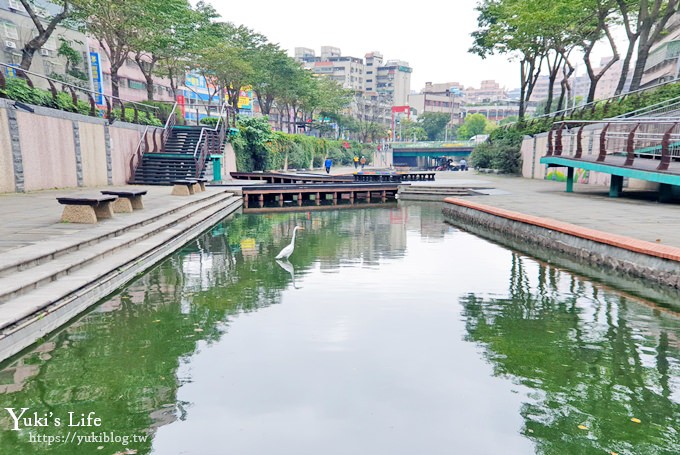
89, 52, 104, 105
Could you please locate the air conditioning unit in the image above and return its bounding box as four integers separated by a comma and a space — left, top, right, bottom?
40, 49, 49, 56
5, 41, 16, 49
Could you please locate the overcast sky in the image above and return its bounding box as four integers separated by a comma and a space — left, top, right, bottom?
210, 0, 620, 92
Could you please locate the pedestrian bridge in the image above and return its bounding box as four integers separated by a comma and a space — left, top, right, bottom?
540, 119, 680, 201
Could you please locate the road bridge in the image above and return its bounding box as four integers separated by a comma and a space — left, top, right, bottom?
390, 141, 475, 168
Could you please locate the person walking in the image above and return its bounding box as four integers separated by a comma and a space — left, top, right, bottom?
360, 156, 366, 169
460, 158, 468, 171
353, 155, 359, 169
324, 157, 333, 174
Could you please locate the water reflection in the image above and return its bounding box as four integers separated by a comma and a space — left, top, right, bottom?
460, 253, 680, 454
0, 205, 677, 455
276, 259, 300, 289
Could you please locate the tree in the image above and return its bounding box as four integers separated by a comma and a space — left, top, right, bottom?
471, 0, 548, 120
17, 0, 78, 71
250, 44, 298, 116
80, 0, 150, 98
576, 0, 620, 103
129, 0, 204, 100
399, 119, 428, 141
154, 2, 221, 100
457, 113, 490, 139
418, 112, 451, 140
614, 0, 680, 93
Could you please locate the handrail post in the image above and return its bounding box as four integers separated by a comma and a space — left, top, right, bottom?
575, 126, 584, 159
67, 86, 78, 110
105, 96, 113, 124
47, 80, 58, 100
555, 124, 565, 156
16, 69, 33, 88
87, 93, 96, 117
624, 123, 640, 167
119, 100, 126, 122
596, 123, 611, 162
658, 123, 677, 171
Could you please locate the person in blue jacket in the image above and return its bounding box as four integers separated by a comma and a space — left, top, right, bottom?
324, 158, 333, 174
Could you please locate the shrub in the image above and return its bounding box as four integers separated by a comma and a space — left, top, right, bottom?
199, 116, 220, 127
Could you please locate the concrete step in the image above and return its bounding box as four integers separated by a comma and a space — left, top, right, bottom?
0, 192, 235, 304
0, 193, 243, 361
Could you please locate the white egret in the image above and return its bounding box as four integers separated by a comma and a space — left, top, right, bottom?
275, 226, 304, 260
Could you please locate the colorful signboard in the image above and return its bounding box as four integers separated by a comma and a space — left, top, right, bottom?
89, 52, 104, 105
238, 86, 252, 110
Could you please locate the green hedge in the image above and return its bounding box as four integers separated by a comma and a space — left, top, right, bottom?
230, 115, 377, 172
0, 77, 162, 126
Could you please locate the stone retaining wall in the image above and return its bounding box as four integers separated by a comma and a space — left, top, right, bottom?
0, 99, 155, 193
443, 200, 680, 289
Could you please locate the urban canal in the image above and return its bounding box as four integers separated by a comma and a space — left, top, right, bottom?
0, 204, 678, 454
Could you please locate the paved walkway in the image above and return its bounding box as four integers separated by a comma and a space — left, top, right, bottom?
0, 185, 226, 256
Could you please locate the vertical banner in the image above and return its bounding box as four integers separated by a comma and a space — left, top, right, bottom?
89, 52, 104, 105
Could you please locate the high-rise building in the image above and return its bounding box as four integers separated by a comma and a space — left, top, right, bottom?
294, 46, 411, 126
376, 60, 412, 107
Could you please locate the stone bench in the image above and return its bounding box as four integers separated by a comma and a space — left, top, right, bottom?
56, 195, 118, 224
196, 177, 208, 192
171, 179, 199, 196
100, 189, 147, 213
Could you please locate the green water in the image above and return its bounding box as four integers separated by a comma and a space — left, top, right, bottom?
0, 204, 678, 454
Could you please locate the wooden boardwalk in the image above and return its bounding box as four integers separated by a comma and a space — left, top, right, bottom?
241, 182, 401, 209
230, 171, 353, 184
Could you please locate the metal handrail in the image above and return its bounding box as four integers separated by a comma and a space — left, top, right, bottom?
129, 101, 178, 181
192, 102, 231, 178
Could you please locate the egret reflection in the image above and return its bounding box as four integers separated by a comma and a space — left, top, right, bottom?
276, 258, 300, 289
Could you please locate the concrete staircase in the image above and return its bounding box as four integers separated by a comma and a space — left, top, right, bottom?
0, 189, 242, 362
397, 184, 489, 201
130, 126, 218, 185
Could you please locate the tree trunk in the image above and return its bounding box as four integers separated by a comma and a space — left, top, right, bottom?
18, 0, 69, 71
110, 65, 121, 99
615, 37, 637, 95
629, 42, 652, 91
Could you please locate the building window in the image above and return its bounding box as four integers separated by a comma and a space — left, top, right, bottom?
43, 38, 57, 51
3, 23, 19, 40
8, 0, 23, 11
128, 79, 146, 90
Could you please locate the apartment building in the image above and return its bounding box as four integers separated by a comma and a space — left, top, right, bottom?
294, 46, 413, 129
1, 0, 175, 106
295, 46, 412, 115
641, 13, 680, 87
376, 59, 412, 106
408, 81, 463, 124
464, 80, 506, 104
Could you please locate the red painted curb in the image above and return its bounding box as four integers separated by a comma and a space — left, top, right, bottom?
444, 197, 680, 263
